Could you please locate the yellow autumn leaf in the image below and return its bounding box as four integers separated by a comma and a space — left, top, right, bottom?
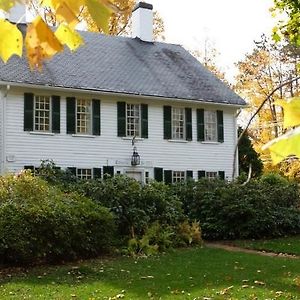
262, 127, 300, 165
276, 97, 300, 128
0, 19, 23, 63
86, 0, 113, 33
25, 16, 63, 69
55, 24, 84, 51
56, 2, 79, 28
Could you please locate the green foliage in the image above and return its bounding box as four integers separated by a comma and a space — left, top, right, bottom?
238, 127, 263, 178
174, 177, 300, 240
0, 172, 116, 265
176, 220, 203, 247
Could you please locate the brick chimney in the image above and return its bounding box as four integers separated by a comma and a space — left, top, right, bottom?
132, 2, 153, 42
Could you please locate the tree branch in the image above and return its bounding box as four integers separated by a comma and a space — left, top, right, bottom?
232, 75, 300, 179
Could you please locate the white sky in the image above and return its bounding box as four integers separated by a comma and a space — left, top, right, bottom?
149, 0, 276, 82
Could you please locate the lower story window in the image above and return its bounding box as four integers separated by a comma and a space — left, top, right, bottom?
206, 171, 218, 180
145, 171, 150, 184
172, 171, 185, 183
77, 168, 92, 180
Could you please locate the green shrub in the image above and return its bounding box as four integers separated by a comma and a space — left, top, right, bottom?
0, 172, 116, 265
174, 177, 300, 240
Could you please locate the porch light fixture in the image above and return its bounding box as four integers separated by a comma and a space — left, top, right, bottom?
131, 146, 140, 166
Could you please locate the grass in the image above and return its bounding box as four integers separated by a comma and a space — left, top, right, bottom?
0, 247, 299, 299
232, 236, 300, 256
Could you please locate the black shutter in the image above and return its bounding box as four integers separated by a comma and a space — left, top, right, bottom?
198, 170, 206, 179
24, 93, 34, 131
52, 95, 60, 133
185, 108, 192, 141
141, 104, 148, 138
163, 106, 172, 139
24, 165, 34, 171
217, 110, 224, 143
218, 171, 225, 180
67, 167, 77, 176
103, 166, 114, 178
186, 170, 193, 179
154, 167, 163, 182
93, 168, 102, 179
197, 109, 204, 141
66, 97, 76, 134
117, 102, 126, 137
164, 170, 172, 184
92, 99, 101, 136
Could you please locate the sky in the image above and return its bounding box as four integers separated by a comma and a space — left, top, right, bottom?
149, 0, 276, 82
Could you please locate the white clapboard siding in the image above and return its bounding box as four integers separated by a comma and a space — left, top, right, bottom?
2, 88, 239, 180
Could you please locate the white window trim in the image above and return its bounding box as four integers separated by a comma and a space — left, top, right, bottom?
171, 107, 186, 140
75, 99, 93, 135
204, 110, 217, 142
126, 103, 141, 138
76, 168, 93, 180
205, 171, 218, 180
33, 95, 52, 133
172, 170, 186, 183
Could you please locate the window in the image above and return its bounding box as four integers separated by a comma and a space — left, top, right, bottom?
126, 104, 140, 137
206, 171, 218, 180
172, 171, 185, 183
77, 168, 92, 180
204, 111, 217, 141
76, 99, 92, 134
172, 107, 185, 139
145, 171, 150, 184
34, 95, 51, 132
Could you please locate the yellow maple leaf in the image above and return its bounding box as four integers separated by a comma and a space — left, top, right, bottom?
25, 16, 63, 69
276, 97, 300, 129
262, 127, 300, 164
0, 19, 23, 63
86, 0, 113, 33
55, 24, 84, 51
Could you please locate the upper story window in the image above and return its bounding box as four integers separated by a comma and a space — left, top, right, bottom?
172, 107, 185, 140
197, 109, 224, 143
34, 95, 51, 132
76, 99, 92, 134
24, 93, 60, 133
117, 102, 148, 138
66, 97, 101, 136
204, 111, 217, 141
163, 106, 192, 141
126, 104, 140, 137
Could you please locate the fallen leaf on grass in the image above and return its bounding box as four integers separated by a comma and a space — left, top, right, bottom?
254, 280, 265, 285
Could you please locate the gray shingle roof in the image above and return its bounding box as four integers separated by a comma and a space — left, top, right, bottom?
0, 25, 246, 106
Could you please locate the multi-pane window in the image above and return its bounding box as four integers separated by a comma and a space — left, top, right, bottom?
204, 111, 217, 141
172, 107, 185, 139
77, 168, 92, 180
126, 104, 140, 137
206, 171, 218, 180
76, 99, 92, 134
172, 171, 185, 183
34, 96, 51, 131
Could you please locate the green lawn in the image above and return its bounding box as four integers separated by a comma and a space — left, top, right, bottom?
233, 236, 300, 256
0, 247, 299, 299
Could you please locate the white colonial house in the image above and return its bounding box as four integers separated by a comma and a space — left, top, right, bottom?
0, 2, 246, 183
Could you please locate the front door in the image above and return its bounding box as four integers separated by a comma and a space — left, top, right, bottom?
125, 171, 143, 183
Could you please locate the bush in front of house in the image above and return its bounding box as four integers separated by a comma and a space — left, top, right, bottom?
173, 174, 300, 240
80, 176, 185, 239
0, 172, 116, 265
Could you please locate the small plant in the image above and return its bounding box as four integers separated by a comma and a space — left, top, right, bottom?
176, 220, 202, 246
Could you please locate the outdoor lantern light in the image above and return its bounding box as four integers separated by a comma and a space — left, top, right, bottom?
131, 146, 140, 166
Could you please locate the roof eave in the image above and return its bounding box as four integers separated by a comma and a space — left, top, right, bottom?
0, 81, 247, 108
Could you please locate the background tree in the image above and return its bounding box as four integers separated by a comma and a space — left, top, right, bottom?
190, 39, 227, 83
238, 127, 263, 178
235, 35, 300, 167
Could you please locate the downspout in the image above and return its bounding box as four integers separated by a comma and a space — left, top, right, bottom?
0, 85, 9, 174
